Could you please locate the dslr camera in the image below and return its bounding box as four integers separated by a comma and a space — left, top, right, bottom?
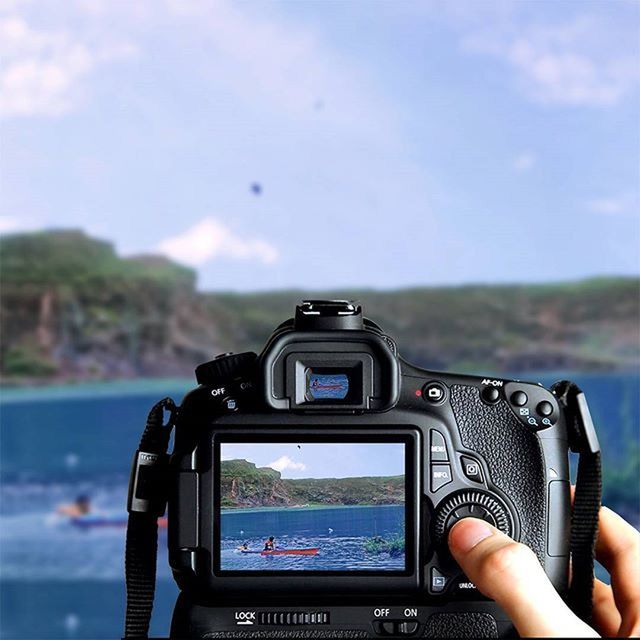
125, 300, 601, 638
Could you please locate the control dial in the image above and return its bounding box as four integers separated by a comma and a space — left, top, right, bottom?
435, 491, 512, 544
195, 351, 257, 385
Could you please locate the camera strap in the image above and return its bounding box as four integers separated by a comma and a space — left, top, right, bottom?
124, 397, 177, 639
552, 380, 602, 626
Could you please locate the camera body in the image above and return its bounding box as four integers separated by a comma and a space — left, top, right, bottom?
167, 301, 572, 638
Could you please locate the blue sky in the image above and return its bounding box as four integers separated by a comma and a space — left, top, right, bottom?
1, 0, 638, 290
221, 442, 405, 479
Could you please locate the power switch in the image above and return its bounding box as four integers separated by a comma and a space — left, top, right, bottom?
398, 620, 419, 635
375, 621, 397, 636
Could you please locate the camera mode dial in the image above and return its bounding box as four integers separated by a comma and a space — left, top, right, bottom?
195, 351, 257, 385
434, 490, 512, 544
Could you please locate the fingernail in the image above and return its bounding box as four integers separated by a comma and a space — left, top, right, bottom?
449, 518, 495, 553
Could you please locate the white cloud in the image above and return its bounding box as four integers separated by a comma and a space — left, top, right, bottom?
513, 152, 536, 172
156, 217, 279, 267
0, 15, 136, 118
0, 0, 398, 136
587, 193, 637, 216
267, 456, 306, 474
462, 15, 639, 108
162, 0, 396, 135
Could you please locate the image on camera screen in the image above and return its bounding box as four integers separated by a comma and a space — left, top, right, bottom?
219, 442, 406, 572
307, 372, 349, 400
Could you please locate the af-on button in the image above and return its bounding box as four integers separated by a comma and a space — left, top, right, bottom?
481, 386, 500, 404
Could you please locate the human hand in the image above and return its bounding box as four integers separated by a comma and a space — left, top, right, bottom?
448, 507, 640, 637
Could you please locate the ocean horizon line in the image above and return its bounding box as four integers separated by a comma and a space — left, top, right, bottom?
2, 370, 638, 404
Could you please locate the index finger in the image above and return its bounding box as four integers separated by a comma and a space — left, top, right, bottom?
595, 506, 640, 637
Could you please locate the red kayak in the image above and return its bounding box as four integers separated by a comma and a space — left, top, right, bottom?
240, 548, 319, 556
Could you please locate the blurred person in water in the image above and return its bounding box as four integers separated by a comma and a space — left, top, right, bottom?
56, 495, 92, 517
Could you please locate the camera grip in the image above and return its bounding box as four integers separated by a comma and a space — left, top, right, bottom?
450, 384, 547, 562
424, 612, 499, 638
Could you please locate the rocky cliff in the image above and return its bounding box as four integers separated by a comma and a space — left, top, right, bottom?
1, 230, 229, 382
1, 230, 638, 384
220, 459, 405, 508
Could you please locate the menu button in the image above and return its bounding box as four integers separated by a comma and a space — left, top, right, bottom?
430, 429, 449, 462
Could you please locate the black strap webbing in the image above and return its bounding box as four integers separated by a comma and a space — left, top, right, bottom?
124, 398, 176, 639
552, 380, 602, 625
125, 515, 160, 638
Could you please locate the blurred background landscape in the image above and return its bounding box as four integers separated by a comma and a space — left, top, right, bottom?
1, 0, 639, 638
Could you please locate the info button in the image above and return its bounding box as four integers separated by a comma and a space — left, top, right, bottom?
431, 464, 452, 492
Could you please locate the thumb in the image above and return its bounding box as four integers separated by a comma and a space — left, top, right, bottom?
448, 518, 598, 638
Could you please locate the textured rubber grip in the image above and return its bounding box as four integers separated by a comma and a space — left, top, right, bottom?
423, 613, 498, 638
450, 385, 546, 562
202, 632, 369, 639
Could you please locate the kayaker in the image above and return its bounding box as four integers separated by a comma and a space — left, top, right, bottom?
237, 542, 249, 551
56, 495, 91, 517
263, 535, 275, 551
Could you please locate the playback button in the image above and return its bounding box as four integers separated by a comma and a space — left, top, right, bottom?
430, 567, 447, 593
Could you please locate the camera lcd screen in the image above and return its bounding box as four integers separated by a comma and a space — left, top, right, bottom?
218, 442, 406, 573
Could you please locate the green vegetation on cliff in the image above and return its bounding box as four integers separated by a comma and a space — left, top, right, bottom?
0, 230, 224, 381
1, 230, 194, 287
1, 229, 639, 383
220, 459, 404, 508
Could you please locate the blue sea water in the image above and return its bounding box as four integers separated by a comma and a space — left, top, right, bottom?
0, 373, 638, 638
220, 504, 405, 571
